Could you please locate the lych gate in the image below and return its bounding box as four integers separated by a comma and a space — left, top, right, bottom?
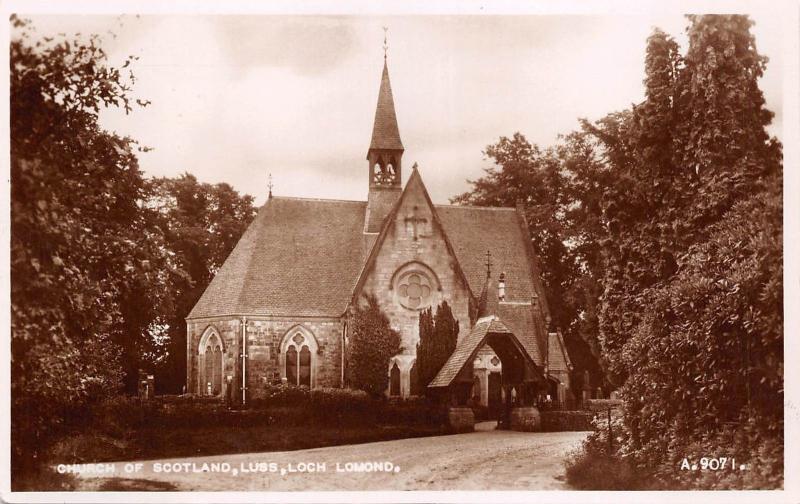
428, 315, 545, 430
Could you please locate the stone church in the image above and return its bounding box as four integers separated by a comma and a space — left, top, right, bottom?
186, 56, 572, 409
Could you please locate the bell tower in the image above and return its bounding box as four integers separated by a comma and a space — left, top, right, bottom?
364, 41, 404, 233
367, 60, 403, 188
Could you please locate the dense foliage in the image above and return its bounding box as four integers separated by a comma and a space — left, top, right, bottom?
10, 18, 256, 474
415, 301, 460, 394
458, 15, 782, 488
10, 17, 158, 472
587, 17, 782, 487
346, 295, 402, 397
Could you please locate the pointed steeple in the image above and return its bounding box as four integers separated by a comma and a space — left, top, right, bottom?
365, 51, 405, 232
368, 60, 404, 155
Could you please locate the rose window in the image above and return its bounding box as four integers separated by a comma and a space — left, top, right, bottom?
397, 272, 433, 309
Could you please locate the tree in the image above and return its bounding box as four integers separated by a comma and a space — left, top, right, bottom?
416, 301, 459, 393
566, 15, 783, 486
346, 295, 401, 397
583, 15, 781, 383
148, 174, 256, 393
10, 16, 163, 471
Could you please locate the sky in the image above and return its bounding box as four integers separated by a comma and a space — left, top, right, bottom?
19, 12, 784, 206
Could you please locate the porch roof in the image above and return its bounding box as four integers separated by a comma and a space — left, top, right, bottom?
428, 315, 535, 388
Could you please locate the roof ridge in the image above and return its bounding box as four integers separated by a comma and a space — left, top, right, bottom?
435, 203, 517, 212
270, 196, 367, 204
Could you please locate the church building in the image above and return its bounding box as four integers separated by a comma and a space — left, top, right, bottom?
185, 54, 572, 409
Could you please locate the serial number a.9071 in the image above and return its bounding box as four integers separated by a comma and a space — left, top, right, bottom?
680, 457, 747, 471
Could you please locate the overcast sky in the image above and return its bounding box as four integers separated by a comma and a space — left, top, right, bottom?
21, 12, 784, 205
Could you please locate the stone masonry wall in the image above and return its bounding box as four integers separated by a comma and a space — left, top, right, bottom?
358, 181, 473, 358
187, 316, 343, 400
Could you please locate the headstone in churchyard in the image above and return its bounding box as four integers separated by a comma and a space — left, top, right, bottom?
137, 370, 155, 400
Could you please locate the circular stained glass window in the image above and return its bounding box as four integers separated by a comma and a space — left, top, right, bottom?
396, 270, 433, 310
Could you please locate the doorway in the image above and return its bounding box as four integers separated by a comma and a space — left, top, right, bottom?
487, 372, 502, 419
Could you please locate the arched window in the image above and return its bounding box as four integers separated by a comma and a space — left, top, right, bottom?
286, 347, 298, 385
281, 326, 318, 388
299, 346, 311, 387
409, 361, 420, 396
212, 345, 222, 394
390, 362, 401, 396
198, 327, 224, 396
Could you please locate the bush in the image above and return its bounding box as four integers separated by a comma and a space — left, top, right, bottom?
541, 411, 594, 432
565, 450, 642, 490
258, 383, 312, 408
566, 405, 783, 490
346, 295, 401, 397
310, 387, 373, 422
379, 396, 441, 425
584, 399, 623, 411
84, 396, 159, 437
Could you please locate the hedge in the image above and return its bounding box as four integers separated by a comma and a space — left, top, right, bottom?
540, 410, 594, 431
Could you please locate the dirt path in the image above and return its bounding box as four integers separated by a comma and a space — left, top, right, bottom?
74, 429, 589, 491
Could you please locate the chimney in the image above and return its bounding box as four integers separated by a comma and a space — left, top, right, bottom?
498, 272, 506, 301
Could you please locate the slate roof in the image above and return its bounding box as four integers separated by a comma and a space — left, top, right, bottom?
429, 315, 535, 388
548, 331, 572, 372
368, 61, 404, 154
428, 316, 494, 387
187, 197, 369, 318
435, 205, 542, 304
188, 195, 551, 325
497, 302, 545, 366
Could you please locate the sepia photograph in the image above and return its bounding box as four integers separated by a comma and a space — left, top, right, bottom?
2, 1, 796, 502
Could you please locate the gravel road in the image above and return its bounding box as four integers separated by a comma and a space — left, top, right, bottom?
74, 428, 589, 491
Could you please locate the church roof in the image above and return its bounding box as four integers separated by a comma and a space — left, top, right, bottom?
435, 205, 543, 304
188, 193, 551, 322
187, 197, 370, 318
368, 61, 404, 154
548, 331, 572, 372
497, 302, 545, 365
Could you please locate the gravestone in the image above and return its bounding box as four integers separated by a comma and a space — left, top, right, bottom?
138, 370, 155, 400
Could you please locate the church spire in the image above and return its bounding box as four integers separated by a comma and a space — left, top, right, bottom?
367, 31, 403, 191
364, 36, 404, 232
368, 59, 404, 155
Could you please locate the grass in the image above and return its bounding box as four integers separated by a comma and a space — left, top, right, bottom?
128, 423, 445, 461
15, 422, 444, 491
43, 421, 445, 464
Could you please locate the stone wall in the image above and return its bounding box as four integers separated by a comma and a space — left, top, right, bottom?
186, 316, 344, 400
358, 178, 473, 359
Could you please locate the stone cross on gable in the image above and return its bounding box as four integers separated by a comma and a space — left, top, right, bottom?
404, 205, 428, 240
